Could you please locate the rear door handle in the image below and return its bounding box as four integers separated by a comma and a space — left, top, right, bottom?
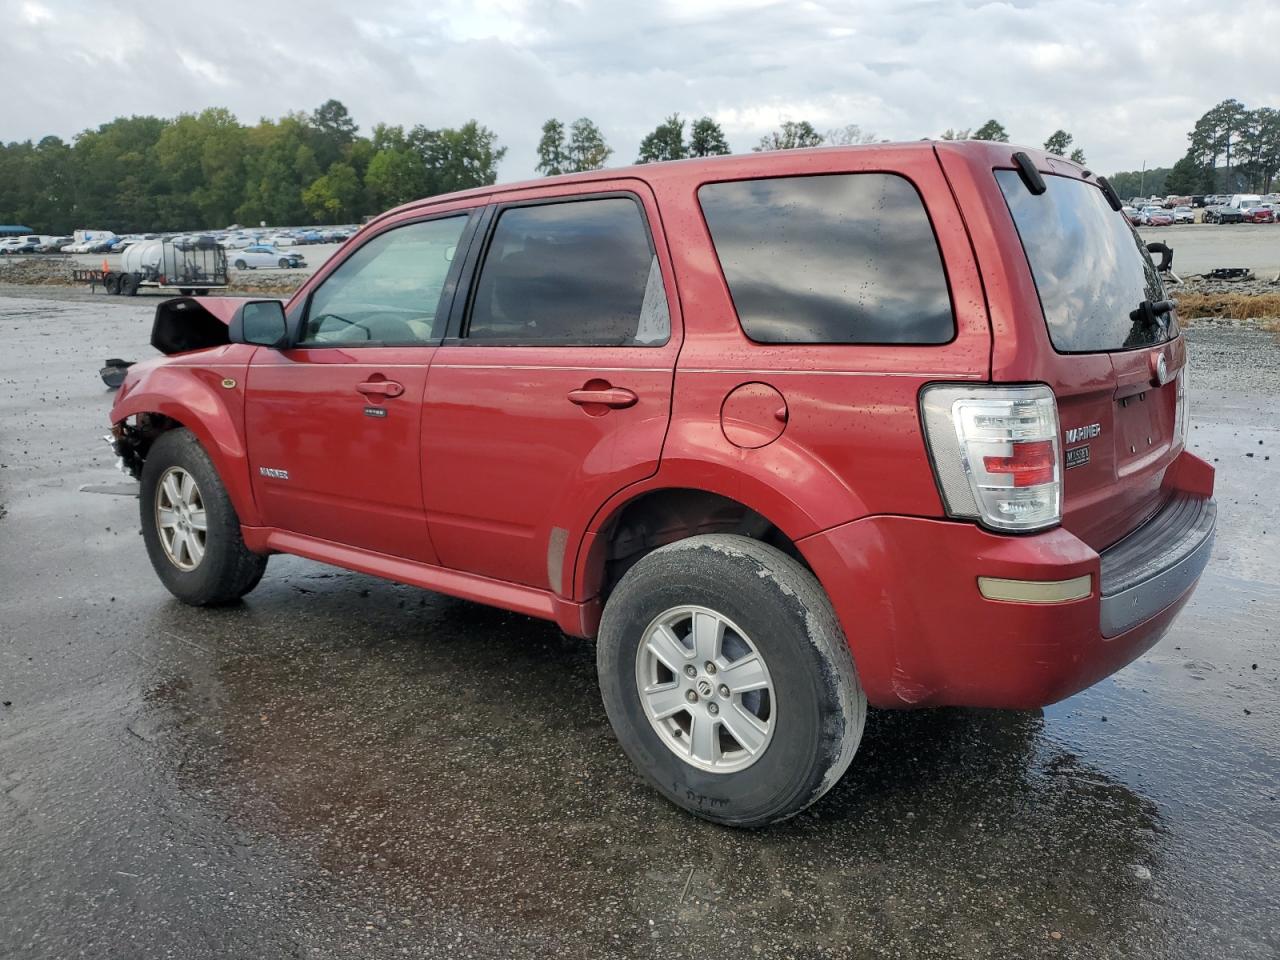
357, 379, 405, 399
567, 386, 638, 409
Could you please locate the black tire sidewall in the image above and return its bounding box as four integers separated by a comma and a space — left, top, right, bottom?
598, 538, 857, 826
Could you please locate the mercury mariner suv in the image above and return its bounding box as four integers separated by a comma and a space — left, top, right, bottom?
108, 141, 1216, 826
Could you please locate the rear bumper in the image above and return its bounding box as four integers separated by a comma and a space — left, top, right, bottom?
798, 453, 1215, 710
1099, 494, 1215, 636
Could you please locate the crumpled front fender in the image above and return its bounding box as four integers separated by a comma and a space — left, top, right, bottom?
110, 345, 259, 525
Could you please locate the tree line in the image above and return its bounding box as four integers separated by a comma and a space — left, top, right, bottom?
1, 99, 1103, 234
1164, 99, 1280, 195
0, 100, 507, 234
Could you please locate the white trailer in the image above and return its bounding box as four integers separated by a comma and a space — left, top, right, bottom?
73, 238, 227, 296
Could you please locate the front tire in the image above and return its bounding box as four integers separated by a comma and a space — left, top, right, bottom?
597, 535, 865, 826
140, 429, 268, 605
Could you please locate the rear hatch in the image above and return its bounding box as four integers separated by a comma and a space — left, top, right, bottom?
994, 168, 1186, 551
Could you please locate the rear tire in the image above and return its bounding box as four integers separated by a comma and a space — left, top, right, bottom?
105, 273, 121, 295
597, 534, 865, 827
234, 259, 247, 270
121, 273, 139, 296
139, 429, 268, 606
278, 258, 290, 269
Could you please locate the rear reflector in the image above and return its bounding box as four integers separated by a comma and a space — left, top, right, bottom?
978, 575, 1092, 603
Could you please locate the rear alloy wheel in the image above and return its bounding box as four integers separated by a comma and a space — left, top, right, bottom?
598, 534, 865, 827
234, 259, 247, 270
635, 605, 776, 773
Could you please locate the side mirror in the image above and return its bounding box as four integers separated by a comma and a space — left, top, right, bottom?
229, 300, 289, 348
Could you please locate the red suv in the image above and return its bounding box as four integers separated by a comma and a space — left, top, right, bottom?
108, 142, 1215, 826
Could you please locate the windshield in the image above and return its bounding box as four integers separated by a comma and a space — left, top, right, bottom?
996, 170, 1173, 353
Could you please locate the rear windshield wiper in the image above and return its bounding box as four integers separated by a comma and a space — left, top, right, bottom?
1128, 298, 1175, 333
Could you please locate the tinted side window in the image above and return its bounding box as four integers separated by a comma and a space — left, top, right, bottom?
467, 197, 669, 346
698, 174, 954, 344
301, 215, 468, 346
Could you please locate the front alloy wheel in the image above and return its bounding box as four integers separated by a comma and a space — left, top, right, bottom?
155, 466, 207, 570
139, 430, 268, 605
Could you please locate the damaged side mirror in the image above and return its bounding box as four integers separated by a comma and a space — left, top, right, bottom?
229, 300, 289, 348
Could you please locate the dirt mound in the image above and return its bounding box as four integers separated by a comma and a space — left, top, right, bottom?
0, 257, 76, 285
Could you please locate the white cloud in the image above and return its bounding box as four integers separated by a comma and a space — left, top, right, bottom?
18, 2, 53, 26
1, 0, 1277, 178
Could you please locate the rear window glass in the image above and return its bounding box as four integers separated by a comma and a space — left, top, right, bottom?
698, 173, 954, 344
996, 170, 1173, 353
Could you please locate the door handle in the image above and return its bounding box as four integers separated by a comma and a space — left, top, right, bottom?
567, 386, 638, 409
357, 379, 405, 399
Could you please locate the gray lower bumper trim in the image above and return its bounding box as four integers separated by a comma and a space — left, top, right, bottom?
1099, 496, 1216, 637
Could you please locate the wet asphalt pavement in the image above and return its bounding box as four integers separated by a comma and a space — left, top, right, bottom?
0, 291, 1277, 959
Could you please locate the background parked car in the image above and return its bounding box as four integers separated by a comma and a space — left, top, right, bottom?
1242, 205, 1275, 224
1121, 206, 1141, 225
5, 235, 44, 254
1204, 205, 1244, 224
174, 234, 219, 251
229, 244, 307, 270
1139, 206, 1173, 226
1173, 206, 1195, 224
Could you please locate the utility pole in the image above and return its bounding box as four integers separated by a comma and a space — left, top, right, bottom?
1224, 129, 1232, 194
1139, 160, 1146, 197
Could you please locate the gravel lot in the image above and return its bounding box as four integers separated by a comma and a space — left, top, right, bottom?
0, 290, 1276, 959
1136, 223, 1280, 278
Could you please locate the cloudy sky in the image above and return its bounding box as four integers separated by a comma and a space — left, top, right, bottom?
3, 0, 1277, 179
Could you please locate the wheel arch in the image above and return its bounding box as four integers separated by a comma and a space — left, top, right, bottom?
570, 482, 815, 606
111, 369, 259, 525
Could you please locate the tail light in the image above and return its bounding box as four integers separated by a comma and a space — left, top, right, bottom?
920, 384, 1062, 532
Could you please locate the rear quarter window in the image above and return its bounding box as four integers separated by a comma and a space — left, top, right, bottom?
698, 173, 955, 345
